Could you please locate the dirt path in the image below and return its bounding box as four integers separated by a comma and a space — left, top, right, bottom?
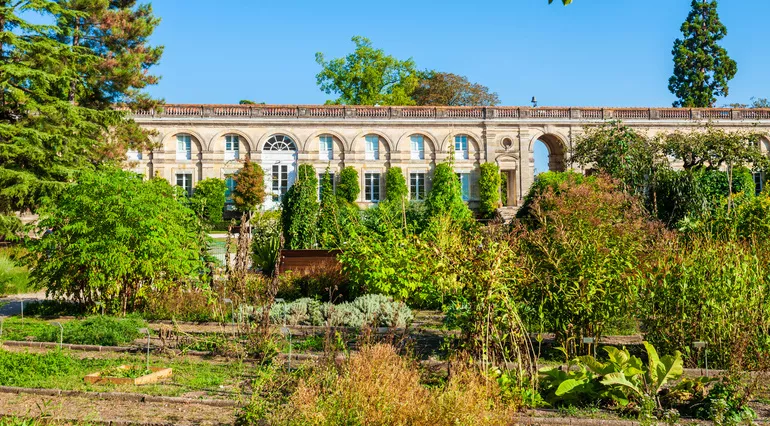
0, 392, 236, 425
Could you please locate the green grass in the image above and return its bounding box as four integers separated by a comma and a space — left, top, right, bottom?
0, 252, 30, 297
0, 348, 251, 399
0, 316, 147, 346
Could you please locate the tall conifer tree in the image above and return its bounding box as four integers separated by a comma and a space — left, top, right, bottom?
668, 0, 737, 107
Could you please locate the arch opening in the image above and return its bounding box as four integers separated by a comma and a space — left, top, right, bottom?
533, 134, 566, 174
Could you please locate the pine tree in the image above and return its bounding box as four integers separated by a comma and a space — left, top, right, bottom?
54, 0, 163, 158
0, 0, 123, 216
668, 0, 737, 107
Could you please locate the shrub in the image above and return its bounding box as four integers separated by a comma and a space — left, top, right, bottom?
516, 170, 593, 222
317, 169, 337, 248
478, 163, 501, 218
267, 344, 516, 425
25, 169, 208, 314
276, 259, 353, 302
190, 178, 227, 225
232, 160, 266, 213
518, 174, 660, 357
384, 167, 407, 202
282, 164, 318, 249
638, 236, 770, 370
424, 162, 471, 222
336, 166, 360, 203
248, 294, 413, 328
0, 251, 29, 296
141, 285, 218, 322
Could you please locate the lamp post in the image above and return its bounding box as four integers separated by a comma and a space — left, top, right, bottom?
531, 96, 538, 108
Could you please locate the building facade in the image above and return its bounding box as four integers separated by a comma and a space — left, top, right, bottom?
129, 105, 770, 210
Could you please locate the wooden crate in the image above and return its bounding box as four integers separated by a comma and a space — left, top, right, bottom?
84, 365, 172, 385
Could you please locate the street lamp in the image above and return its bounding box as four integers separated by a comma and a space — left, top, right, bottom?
531, 96, 538, 108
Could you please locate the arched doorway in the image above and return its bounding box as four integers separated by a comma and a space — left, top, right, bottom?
532, 134, 567, 174
262, 134, 298, 210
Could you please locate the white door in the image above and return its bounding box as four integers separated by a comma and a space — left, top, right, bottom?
261, 134, 298, 210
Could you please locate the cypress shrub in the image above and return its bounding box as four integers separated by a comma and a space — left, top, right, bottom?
385, 167, 407, 202
424, 162, 471, 222
337, 166, 360, 203
281, 164, 318, 249
478, 163, 501, 218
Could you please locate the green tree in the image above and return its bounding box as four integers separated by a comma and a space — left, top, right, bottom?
317, 168, 337, 248
54, 0, 163, 109
190, 178, 227, 226
412, 72, 499, 106
0, 1, 124, 217
384, 167, 407, 203
281, 164, 318, 249
315, 36, 419, 106
669, 0, 737, 107
572, 121, 663, 196
232, 160, 266, 216
424, 162, 472, 222
662, 126, 768, 210
25, 169, 207, 314
337, 166, 360, 203
478, 163, 501, 219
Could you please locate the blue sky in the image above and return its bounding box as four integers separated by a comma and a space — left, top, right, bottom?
143, 0, 770, 171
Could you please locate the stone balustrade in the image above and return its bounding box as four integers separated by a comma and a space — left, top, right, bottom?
128, 104, 770, 121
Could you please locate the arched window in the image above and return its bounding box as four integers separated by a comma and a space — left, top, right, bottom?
365, 135, 380, 160
410, 135, 424, 160
319, 135, 333, 160
225, 135, 240, 160
454, 135, 469, 160
264, 134, 297, 151
176, 134, 192, 161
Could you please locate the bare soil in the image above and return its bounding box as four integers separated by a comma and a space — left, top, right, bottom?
0, 392, 235, 425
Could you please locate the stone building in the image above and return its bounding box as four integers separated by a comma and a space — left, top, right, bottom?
129, 104, 770, 211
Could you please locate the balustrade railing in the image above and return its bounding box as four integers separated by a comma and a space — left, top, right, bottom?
130, 104, 770, 122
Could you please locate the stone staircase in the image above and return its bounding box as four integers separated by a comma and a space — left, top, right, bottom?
495, 206, 520, 223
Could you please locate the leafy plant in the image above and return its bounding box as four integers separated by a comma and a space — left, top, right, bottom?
336, 166, 360, 203
24, 169, 208, 314
540, 342, 685, 415
478, 163, 501, 219
190, 178, 228, 225
424, 161, 472, 223
385, 166, 408, 203
281, 164, 318, 249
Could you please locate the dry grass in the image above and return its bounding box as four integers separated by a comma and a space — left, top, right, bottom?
271, 343, 516, 426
